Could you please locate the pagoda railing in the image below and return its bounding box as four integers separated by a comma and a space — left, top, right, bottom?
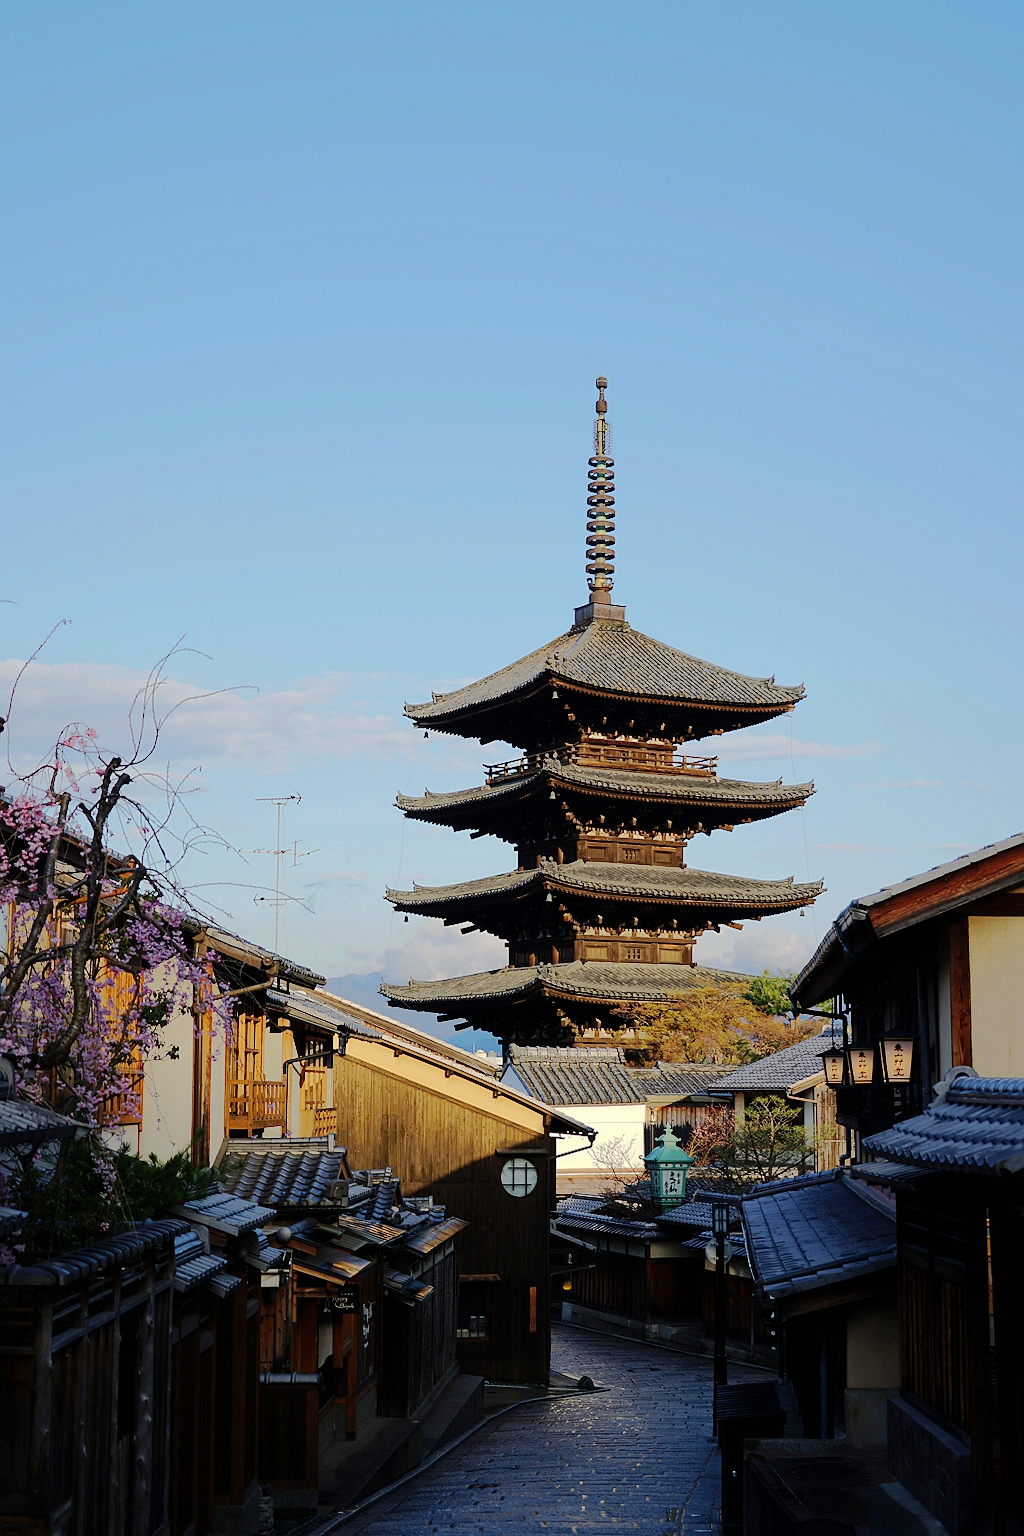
484, 743, 718, 786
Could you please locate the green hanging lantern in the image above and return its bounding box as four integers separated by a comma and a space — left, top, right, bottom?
644, 1126, 695, 1210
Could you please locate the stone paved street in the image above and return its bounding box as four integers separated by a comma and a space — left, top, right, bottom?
334, 1324, 765, 1535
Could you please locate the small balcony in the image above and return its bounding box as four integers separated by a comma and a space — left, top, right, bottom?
484, 742, 718, 786
228, 1077, 287, 1132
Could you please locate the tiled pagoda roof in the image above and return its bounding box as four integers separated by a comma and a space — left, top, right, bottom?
503, 1045, 730, 1107
381, 959, 751, 1012
386, 860, 822, 915
405, 618, 803, 735
397, 762, 814, 821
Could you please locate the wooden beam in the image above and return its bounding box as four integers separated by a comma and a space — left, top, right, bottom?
949, 918, 972, 1067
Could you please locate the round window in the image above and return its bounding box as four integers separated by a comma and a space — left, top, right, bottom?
500, 1157, 538, 1198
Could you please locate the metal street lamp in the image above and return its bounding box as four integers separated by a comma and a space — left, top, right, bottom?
879, 1033, 915, 1085
820, 1045, 846, 1087
846, 1042, 876, 1085
644, 1126, 695, 1211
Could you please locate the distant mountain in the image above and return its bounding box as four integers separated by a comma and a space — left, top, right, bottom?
324, 973, 500, 1055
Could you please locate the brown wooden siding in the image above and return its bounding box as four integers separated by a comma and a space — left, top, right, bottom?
335, 1053, 552, 1383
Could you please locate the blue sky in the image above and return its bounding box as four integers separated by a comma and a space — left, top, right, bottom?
1, 4, 1021, 1047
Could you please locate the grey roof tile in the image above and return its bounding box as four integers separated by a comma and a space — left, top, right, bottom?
0, 1097, 82, 1148
741, 1170, 895, 1299
503, 1046, 730, 1107
397, 763, 814, 815
5, 1220, 186, 1286
862, 1077, 1024, 1174
713, 1026, 844, 1093
387, 860, 823, 912
406, 621, 804, 721
172, 1190, 277, 1235
218, 1142, 350, 1208
382, 960, 753, 1008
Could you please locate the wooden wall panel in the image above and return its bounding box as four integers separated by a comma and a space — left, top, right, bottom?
948, 919, 972, 1067
335, 1054, 551, 1383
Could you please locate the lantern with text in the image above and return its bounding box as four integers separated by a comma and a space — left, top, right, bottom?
820, 1045, 846, 1087
846, 1043, 876, 1085
880, 1033, 915, 1085
644, 1126, 694, 1210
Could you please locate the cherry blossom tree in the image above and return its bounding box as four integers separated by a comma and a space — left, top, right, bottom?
0, 639, 234, 1256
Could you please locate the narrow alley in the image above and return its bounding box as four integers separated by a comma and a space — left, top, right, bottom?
325, 1324, 765, 1535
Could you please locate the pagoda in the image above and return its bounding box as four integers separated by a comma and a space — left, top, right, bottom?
381, 379, 822, 1045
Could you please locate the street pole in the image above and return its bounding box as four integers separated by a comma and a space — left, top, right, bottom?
712, 1200, 729, 1391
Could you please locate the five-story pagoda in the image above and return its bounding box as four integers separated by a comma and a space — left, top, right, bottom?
382, 379, 822, 1045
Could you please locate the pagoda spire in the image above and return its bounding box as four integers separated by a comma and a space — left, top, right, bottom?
587, 376, 615, 596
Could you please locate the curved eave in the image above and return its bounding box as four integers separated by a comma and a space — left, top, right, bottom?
405, 684, 800, 746
396, 768, 815, 827
386, 863, 824, 920
405, 621, 805, 734
382, 960, 754, 1012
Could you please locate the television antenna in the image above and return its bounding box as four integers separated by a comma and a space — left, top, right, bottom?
244, 795, 318, 954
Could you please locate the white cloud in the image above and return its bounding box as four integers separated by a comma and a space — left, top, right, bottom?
0, 657, 414, 773
694, 924, 815, 977
717, 731, 884, 764
343, 924, 507, 983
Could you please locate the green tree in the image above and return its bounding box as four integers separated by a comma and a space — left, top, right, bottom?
744, 971, 795, 1017
717, 1095, 815, 1189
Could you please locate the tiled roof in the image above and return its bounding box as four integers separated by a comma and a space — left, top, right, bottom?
790, 832, 1024, 1011
173, 1229, 235, 1296
382, 960, 752, 1009
384, 1266, 434, 1304
862, 1077, 1024, 1175
503, 1046, 730, 1107
217, 1141, 350, 1208
403, 1217, 468, 1255
741, 1170, 895, 1301
3, 1219, 186, 1286
387, 861, 822, 913
712, 1026, 844, 1093
406, 620, 804, 722
655, 1200, 719, 1232
172, 1190, 277, 1236
552, 1209, 662, 1242
633, 1064, 733, 1099
397, 764, 814, 816
0, 1097, 82, 1148
191, 920, 326, 988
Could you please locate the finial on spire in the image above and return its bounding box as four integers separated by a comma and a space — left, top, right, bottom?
586, 375, 616, 601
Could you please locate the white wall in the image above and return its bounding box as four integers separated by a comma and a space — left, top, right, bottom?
547, 1101, 647, 1173
969, 915, 1024, 1077
138, 1001, 196, 1162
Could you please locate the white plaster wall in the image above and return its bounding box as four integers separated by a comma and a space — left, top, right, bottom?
210, 1019, 227, 1152
968, 916, 1024, 1077
138, 1001, 195, 1162
553, 1102, 647, 1173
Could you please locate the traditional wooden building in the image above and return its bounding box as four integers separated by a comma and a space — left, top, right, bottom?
786, 833, 1024, 1535
501, 1044, 728, 1193
382, 378, 821, 1045
739, 1169, 898, 1445
789, 831, 1024, 1149
860, 1076, 1024, 1536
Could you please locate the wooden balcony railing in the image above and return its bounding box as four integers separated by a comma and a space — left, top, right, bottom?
228, 1077, 287, 1130
99, 1072, 144, 1127
311, 1105, 338, 1137
484, 741, 718, 786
